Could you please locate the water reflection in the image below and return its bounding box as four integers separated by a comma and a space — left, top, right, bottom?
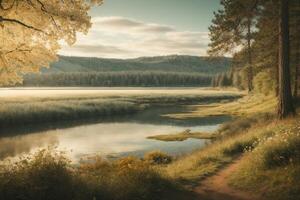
0, 133, 58, 159
0, 105, 230, 162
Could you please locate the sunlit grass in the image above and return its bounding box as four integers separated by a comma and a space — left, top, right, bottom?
147, 130, 217, 141
0, 88, 242, 130
164, 115, 268, 182
228, 118, 300, 200
163, 99, 300, 199
165, 94, 276, 119
0, 99, 141, 129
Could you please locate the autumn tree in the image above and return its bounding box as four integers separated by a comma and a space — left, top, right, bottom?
0, 0, 102, 85
208, 0, 259, 92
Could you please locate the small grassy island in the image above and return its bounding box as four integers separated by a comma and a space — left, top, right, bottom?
147, 129, 217, 141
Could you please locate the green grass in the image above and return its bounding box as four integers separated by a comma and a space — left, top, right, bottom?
147, 130, 217, 141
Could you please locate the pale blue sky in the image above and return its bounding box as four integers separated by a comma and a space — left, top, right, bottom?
91, 0, 221, 32
60, 0, 221, 58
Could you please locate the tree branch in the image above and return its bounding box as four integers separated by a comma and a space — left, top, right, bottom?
0, 16, 43, 32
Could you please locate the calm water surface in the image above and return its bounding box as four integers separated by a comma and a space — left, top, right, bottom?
0, 105, 230, 162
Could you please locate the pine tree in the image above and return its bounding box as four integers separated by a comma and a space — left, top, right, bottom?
208, 0, 259, 92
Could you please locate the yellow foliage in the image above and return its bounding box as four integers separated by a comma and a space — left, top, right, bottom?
0, 0, 102, 85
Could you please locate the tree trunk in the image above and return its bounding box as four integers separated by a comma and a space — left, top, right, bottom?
293, 41, 299, 98
275, 49, 279, 96
294, 63, 299, 98
278, 0, 295, 119
247, 17, 253, 92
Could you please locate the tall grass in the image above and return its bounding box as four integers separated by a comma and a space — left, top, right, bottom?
0, 91, 242, 131
228, 119, 300, 200
0, 149, 178, 200
0, 99, 141, 129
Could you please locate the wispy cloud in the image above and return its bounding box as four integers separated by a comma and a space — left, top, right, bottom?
59, 16, 210, 58
92, 16, 176, 34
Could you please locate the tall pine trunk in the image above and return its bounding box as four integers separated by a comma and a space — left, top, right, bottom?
247, 17, 253, 92
293, 41, 299, 98
294, 58, 299, 98
275, 49, 279, 96
278, 0, 295, 119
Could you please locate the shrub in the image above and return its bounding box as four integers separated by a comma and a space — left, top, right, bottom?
0, 150, 87, 200
0, 150, 177, 200
144, 151, 173, 165
253, 70, 276, 96
261, 133, 300, 169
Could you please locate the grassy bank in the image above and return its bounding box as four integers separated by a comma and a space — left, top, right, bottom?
0, 88, 242, 131
147, 130, 217, 141
0, 99, 141, 129
164, 114, 274, 183
165, 94, 276, 119
228, 118, 300, 200
164, 95, 300, 200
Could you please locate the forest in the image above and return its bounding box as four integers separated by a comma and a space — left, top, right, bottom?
23, 71, 212, 87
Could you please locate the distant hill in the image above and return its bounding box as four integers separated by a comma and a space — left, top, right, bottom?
23, 55, 232, 87
42, 55, 231, 74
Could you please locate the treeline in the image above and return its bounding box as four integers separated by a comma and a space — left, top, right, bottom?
23, 72, 212, 87
209, 0, 300, 106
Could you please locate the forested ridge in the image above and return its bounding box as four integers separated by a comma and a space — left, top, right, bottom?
22, 55, 229, 87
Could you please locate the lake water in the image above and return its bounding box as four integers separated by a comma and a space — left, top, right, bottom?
0, 104, 230, 162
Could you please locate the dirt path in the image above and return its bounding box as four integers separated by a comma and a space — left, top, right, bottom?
192, 157, 260, 200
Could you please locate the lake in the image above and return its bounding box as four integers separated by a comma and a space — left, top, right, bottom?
0, 88, 235, 163
0, 105, 230, 162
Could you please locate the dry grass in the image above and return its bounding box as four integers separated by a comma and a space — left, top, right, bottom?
147, 130, 217, 141
164, 118, 263, 182
164, 97, 300, 200
0, 149, 178, 200
228, 118, 300, 200
0, 88, 242, 130
165, 94, 276, 119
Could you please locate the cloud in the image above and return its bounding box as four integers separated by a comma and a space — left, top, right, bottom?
60, 44, 137, 58
93, 17, 144, 28
64, 44, 130, 54
92, 16, 175, 34
60, 16, 210, 58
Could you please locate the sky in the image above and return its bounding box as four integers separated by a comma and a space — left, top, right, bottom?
59, 0, 221, 58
